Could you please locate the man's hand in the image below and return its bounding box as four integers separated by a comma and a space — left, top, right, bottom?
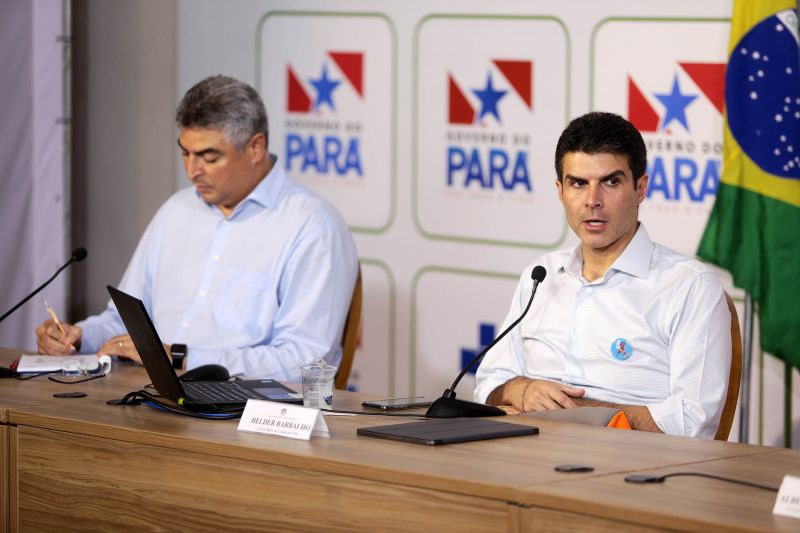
573, 398, 663, 433
98, 334, 141, 364
97, 334, 171, 366
487, 377, 586, 412
36, 319, 82, 355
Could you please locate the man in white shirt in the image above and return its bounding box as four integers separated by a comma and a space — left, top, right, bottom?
34, 75, 358, 382
475, 112, 731, 438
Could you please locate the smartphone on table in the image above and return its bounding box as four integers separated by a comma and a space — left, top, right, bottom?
361, 397, 432, 410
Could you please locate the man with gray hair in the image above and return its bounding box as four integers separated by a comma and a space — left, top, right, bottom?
35, 75, 359, 381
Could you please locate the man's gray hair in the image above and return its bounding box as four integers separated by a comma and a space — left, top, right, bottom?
175, 75, 269, 150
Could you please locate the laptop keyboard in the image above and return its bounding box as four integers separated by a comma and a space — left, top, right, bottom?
185, 381, 261, 403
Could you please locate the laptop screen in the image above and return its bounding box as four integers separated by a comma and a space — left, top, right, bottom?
107, 285, 186, 402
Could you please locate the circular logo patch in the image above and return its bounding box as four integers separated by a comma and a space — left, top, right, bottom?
610, 338, 633, 361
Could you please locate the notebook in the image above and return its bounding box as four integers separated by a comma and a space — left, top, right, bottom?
357, 417, 539, 446
107, 285, 302, 409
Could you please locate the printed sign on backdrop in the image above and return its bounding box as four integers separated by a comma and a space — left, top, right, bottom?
592, 19, 729, 256
414, 16, 569, 247
258, 13, 395, 232
412, 268, 519, 400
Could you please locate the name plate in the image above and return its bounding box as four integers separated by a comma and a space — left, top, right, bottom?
773, 475, 800, 520
237, 400, 330, 441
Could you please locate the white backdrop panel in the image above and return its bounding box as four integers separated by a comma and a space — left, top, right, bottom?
259, 13, 395, 232
415, 16, 569, 247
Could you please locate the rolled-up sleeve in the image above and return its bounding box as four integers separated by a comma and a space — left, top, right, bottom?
646, 272, 732, 438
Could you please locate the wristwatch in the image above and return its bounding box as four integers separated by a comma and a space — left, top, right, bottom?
170, 343, 187, 369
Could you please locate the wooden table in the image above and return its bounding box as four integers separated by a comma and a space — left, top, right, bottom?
1, 348, 797, 532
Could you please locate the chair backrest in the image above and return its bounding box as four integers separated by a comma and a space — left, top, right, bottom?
335, 265, 362, 390
715, 291, 743, 441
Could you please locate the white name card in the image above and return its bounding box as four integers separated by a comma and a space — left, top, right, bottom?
773, 475, 800, 520
237, 400, 330, 441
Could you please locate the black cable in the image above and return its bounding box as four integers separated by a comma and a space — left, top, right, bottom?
625, 472, 779, 492
137, 389, 240, 415
111, 390, 145, 405
49, 373, 107, 384
142, 400, 242, 420
109, 390, 426, 419
326, 408, 427, 418
659, 472, 779, 492
15, 370, 107, 383
109, 389, 242, 420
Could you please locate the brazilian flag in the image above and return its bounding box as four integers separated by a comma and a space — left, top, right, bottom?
698, 1, 800, 368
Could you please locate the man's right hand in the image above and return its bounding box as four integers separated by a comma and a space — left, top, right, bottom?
487, 377, 586, 412
36, 319, 82, 355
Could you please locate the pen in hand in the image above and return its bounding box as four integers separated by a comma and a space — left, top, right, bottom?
44, 300, 76, 354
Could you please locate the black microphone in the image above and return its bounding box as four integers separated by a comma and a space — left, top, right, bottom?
0, 247, 87, 324
425, 265, 547, 418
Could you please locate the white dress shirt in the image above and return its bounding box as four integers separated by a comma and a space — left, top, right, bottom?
77, 156, 358, 382
475, 225, 731, 438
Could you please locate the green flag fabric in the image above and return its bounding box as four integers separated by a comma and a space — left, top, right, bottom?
697, 2, 800, 368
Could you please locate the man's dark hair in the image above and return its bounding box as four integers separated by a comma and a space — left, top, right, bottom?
175, 75, 268, 151
554, 112, 647, 185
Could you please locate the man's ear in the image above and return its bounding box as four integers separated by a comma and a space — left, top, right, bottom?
635, 173, 649, 205
556, 178, 564, 204
248, 132, 268, 163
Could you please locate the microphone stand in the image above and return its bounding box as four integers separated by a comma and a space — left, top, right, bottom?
0, 249, 87, 323
0, 248, 87, 377
425, 269, 544, 418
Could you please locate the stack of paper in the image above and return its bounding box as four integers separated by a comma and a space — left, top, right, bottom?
17, 354, 112, 374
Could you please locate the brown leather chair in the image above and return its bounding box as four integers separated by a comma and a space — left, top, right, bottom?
334, 265, 362, 390
714, 292, 743, 441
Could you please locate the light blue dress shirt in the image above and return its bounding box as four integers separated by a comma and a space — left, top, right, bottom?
475, 225, 731, 438
77, 156, 358, 382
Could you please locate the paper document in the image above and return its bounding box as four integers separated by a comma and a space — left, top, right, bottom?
17, 354, 112, 374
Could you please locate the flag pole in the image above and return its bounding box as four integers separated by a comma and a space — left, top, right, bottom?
739, 292, 755, 443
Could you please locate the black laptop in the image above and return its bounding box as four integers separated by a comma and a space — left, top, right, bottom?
107, 285, 302, 409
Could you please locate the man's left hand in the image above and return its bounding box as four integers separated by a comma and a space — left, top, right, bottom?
97, 334, 170, 366
573, 398, 663, 433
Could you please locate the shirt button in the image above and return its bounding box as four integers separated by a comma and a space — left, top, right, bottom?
212, 255, 220, 261
181, 321, 189, 328
199, 290, 207, 297
587, 287, 593, 294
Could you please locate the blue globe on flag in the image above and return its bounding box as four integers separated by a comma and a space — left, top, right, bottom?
726, 9, 800, 180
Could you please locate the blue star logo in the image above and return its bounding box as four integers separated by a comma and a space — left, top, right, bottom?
309, 63, 341, 112
472, 72, 507, 123
655, 74, 697, 132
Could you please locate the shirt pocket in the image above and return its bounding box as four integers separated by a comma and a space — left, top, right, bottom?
212, 269, 276, 337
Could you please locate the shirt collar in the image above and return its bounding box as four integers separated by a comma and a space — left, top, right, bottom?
559, 223, 653, 280
562, 244, 583, 277
240, 154, 284, 211
610, 224, 653, 279
199, 154, 285, 219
